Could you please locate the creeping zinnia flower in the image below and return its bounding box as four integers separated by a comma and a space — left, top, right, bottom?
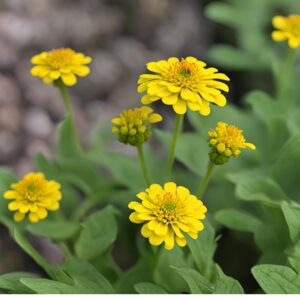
272, 15, 300, 48
112, 106, 163, 146
128, 182, 207, 250
138, 57, 229, 116
31, 48, 91, 86
3, 172, 62, 223
209, 122, 256, 165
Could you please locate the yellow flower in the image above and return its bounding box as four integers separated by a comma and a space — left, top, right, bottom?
31, 48, 92, 86
272, 15, 300, 48
138, 57, 229, 116
112, 106, 163, 146
208, 122, 256, 165
128, 182, 207, 250
3, 172, 62, 223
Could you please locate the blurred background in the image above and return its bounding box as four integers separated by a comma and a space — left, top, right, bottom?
0, 0, 299, 291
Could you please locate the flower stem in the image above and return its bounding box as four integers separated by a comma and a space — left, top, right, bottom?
164, 114, 184, 179
197, 161, 215, 199
137, 144, 151, 186
152, 245, 163, 282
56, 80, 81, 151
278, 47, 297, 100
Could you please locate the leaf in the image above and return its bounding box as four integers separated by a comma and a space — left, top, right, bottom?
57, 116, 80, 158
75, 206, 118, 260
252, 264, 300, 294
0, 272, 37, 293
26, 220, 80, 241
172, 267, 214, 294
63, 259, 115, 293
134, 282, 168, 294
187, 221, 216, 278
215, 208, 262, 233
281, 202, 300, 243
235, 177, 288, 204
13, 229, 70, 283
116, 258, 150, 293
213, 265, 244, 294
155, 130, 209, 176
271, 136, 300, 201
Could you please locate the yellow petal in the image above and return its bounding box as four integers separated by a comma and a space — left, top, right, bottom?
50, 71, 61, 80
71, 66, 90, 77
29, 212, 39, 223
141, 95, 159, 104
187, 102, 200, 111
14, 212, 25, 222
149, 233, 164, 246
181, 88, 196, 101
141, 223, 152, 237
164, 228, 175, 250
162, 93, 178, 105
198, 102, 210, 116
272, 31, 287, 41
244, 142, 256, 150
175, 236, 187, 247
154, 222, 168, 236
272, 16, 288, 30
173, 99, 187, 115
288, 37, 300, 48
129, 212, 144, 224
61, 73, 77, 86
3, 191, 18, 199
164, 182, 177, 193
8, 201, 20, 211
37, 207, 48, 219
148, 113, 163, 123
214, 94, 227, 107
167, 85, 181, 93
48, 201, 60, 211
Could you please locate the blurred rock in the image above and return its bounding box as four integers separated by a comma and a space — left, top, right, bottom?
0, 131, 22, 163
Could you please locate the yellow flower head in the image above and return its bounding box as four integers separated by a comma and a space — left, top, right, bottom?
208, 122, 256, 165
138, 56, 229, 116
128, 182, 207, 250
272, 15, 300, 48
112, 106, 163, 146
31, 48, 92, 86
3, 172, 62, 223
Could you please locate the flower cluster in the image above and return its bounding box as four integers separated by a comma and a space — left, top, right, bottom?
128, 182, 207, 250
208, 122, 256, 165
3, 172, 62, 223
112, 106, 162, 146
272, 15, 300, 48
31, 48, 92, 86
138, 56, 229, 116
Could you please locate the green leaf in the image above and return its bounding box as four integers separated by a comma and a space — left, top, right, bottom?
116, 258, 150, 293
0, 272, 37, 293
213, 265, 244, 294
252, 264, 300, 294
271, 136, 300, 201
235, 177, 288, 204
134, 282, 168, 294
281, 202, 300, 243
172, 267, 214, 294
57, 116, 80, 158
75, 206, 118, 260
26, 220, 80, 241
187, 221, 216, 278
13, 229, 70, 283
155, 130, 209, 176
63, 259, 115, 293
215, 208, 262, 233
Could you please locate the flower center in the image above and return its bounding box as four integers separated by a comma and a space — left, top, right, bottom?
47, 48, 75, 69
219, 125, 245, 148
163, 58, 200, 88
18, 179, 47, 202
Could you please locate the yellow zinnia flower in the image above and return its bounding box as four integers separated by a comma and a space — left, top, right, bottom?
128, 182, 207, 250
272, 15, 300, 48
112, 106, 163, 146
138, 57, 229, 116
31, 48, 92, 86
3, 172, 62, 223
209, 122, 256, 165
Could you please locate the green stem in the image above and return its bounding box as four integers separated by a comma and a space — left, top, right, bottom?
56, 80, 81, 150
197, 161, 215, 199
164, 114, 184, 179
137, 144, 151, 186
152, 245, 163, 282
278, 47, 297, 100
